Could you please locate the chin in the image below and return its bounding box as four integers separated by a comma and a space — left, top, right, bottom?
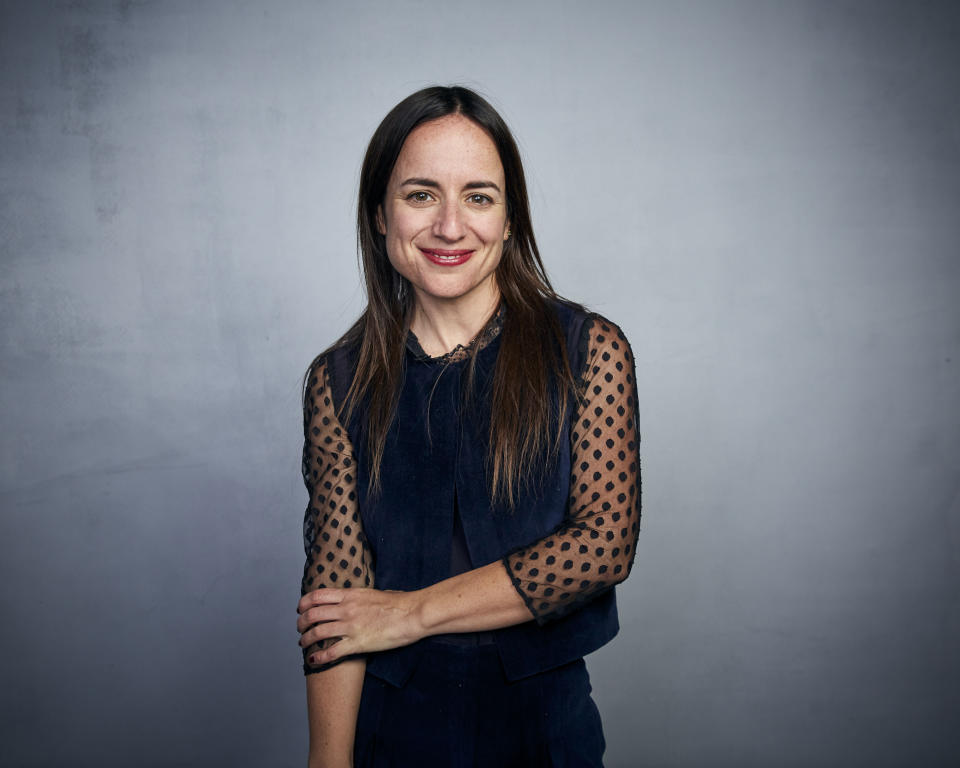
422, 286, 478, 302
417, 275, 488, 300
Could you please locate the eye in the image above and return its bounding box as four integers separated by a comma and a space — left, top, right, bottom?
467, 193, 493, 206
406, 191, 434, 204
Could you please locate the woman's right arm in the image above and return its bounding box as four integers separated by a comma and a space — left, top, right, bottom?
306, 659, 366, 768
300, 356, 373, 767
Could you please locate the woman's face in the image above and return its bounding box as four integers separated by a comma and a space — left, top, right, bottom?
378, 114, 509, 312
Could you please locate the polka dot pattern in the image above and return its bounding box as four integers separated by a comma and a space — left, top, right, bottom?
300, 357, 373, 671
503, 315, 641, 623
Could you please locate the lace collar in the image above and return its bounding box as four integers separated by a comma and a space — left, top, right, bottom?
405, 304, 505, 364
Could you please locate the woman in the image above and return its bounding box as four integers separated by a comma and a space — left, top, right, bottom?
296, 86, 640, 767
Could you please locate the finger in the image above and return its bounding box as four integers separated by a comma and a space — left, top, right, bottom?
297, 605, 340, 635
296, 605, 343, 634
309, 637, 355, 667
297, 588, 344, 614
304, 637, 340, 668
300, 620, 349, 649
307, 645, 337, 667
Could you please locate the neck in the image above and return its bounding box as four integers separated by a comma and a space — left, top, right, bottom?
410, 283, 501, 358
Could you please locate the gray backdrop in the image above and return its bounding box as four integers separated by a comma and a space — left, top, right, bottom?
2, 1, 958, 766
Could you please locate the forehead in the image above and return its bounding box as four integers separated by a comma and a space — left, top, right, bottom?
391, 115, 504, 183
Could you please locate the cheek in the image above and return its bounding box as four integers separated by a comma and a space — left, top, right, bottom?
384, 239, 411, 278
381, 216, 410, 264
383, 206, 426, 243
476, 214, 508, 244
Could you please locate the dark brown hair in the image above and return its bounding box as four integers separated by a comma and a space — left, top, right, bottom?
311, 85, 578, 505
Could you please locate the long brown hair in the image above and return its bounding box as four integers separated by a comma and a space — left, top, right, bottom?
311, 86, 578, 506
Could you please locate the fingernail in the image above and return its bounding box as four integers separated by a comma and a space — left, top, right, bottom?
308, 655, 317, 665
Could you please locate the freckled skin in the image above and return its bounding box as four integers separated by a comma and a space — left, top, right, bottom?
378, 115, 510, 326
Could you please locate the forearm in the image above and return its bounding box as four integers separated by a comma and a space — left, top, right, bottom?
413, 560, 532, 637
306, 657, 366, 768
299, 530, 633, 666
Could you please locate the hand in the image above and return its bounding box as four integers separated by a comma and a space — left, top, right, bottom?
297, 588, 424, 667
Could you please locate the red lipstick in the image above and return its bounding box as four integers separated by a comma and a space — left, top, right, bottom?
419, 248, 474, 266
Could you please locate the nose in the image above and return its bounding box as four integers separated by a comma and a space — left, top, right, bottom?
432, 199, 466, 242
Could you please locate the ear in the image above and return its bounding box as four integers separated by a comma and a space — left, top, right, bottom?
503, 221, 511, 241
376, 206, 386, 236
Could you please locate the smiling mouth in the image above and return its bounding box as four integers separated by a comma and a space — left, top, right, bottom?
419, 248, 474, 266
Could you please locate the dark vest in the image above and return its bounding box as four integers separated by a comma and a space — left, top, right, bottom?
327, 303, 619, 686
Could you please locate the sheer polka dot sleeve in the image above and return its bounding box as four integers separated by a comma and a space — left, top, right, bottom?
300, 356, 374, 674
504, 316, 641, 624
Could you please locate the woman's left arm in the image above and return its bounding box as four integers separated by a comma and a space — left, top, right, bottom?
298, 316, 640, 662
502, 315, 641, 623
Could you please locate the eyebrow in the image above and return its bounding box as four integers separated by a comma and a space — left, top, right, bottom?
400, 177, 502, 194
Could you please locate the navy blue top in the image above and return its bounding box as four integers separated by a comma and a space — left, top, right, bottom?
301, 303, 641, 683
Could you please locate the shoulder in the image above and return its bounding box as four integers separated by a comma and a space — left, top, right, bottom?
302, 347, 358, 453
549, 299, 632, 346
553, 300, 635, 381
548, 298, 592, 370
584, 313, 634, 369
582, 312, 632, 352
305, 330, 362, 411
303, 353, 333, 424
